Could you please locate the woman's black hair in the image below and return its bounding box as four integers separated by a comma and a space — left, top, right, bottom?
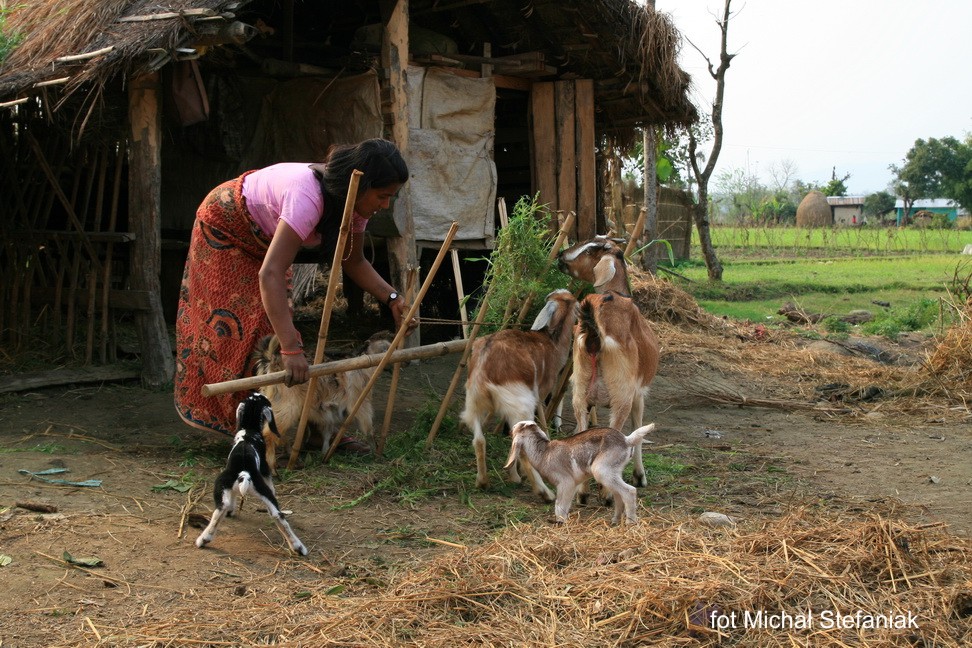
312, 138, 409, 262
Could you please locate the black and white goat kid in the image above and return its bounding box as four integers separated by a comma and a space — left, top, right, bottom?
195, 392, 308, 555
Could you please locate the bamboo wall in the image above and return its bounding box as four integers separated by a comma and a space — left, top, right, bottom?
0, 102, 136, 367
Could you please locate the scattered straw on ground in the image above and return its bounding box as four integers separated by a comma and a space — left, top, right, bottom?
72, 506, 971, 647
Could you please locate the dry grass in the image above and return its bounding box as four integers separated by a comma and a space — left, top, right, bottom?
73, 507, 972, 647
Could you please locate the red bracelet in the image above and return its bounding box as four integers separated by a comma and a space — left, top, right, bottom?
280, 348, 304, 356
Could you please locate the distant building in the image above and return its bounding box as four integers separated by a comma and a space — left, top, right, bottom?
825, 196, 866, 226
894, 199, 968, 225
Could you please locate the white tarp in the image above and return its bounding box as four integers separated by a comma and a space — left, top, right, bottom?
403, 66, 496, 245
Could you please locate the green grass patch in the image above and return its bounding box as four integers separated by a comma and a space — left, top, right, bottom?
674, 254, 963, 332
699, 225, 972, 255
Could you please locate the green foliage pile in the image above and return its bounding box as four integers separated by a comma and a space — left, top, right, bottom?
473, 194, 572, 331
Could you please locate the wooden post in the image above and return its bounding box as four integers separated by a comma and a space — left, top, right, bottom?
323, 221, 459, 462
128, 72, 173, 387
286, 170, 361, 470
377, 267, 416, 456
451, 250, 469, 339
381, 0, 418, 348
530, 82, 557, 234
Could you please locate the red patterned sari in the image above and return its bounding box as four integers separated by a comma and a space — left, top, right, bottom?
174, 171, 283, 435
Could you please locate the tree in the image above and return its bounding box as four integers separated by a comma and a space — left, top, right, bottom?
821, 167, 851, 197
862, 191, 895, 221
767, 158, 799, 194
686, 0, 738, 281
893, 136, 972, 217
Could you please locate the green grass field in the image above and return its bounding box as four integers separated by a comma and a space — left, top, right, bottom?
673, 230, 972, 335
697, 225, 972, 256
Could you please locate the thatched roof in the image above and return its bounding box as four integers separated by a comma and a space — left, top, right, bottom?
0, 0, 696, 136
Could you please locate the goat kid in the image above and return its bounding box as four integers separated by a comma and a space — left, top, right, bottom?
195, 392, 308, 555
504, 420, 655, 525
460, 289, 578, 502
558, 236, 660, 488
251, 332, 392, 472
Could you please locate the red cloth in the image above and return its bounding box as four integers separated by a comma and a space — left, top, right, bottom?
174, 171, 284, 435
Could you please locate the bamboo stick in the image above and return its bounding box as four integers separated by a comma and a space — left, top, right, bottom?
85, 147, 109, 363
626, 206, 647, 257
377, 268, 417, 456
203, 338, 468, 397
100, 143, 124, 363
424, 282, 495, 449
323, 221, 460, 462
286, 170, 361, 470
451, 249, 469, 339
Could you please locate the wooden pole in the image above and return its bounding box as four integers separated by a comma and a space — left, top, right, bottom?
377, 267, 417, 456
625, 207, 646, 257
424, 284, 494, 449
286, 170, 362, 470
203, 338, 467, 397
323, 221, 460, 462
451, 249, 469, 339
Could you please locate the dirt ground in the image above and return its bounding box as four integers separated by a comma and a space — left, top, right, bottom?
1, 322, 970, 647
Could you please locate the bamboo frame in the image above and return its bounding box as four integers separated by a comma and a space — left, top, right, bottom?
203, 339, 467, 396
425, 211, 576, 448
323, 221, 460, 462
286, 170, 362, 470
377, 268, 417, 456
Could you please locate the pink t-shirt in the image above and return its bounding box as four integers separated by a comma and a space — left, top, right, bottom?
241, 163, 368, 247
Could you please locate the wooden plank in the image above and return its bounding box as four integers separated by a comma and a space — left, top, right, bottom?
574, 79, 596, 240
555, 80, 577, 237
530, 82, 557, 224
0, 366, 141, 394
32, 287, 154, 312
128, 72, 174, 387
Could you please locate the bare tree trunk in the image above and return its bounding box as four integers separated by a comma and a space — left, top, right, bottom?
687, 0, 735, 282
641, 127, 658, 273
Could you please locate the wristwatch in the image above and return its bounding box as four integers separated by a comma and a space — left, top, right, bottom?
386, 291, 399, 306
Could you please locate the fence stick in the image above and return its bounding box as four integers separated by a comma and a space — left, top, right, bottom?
286, 170, 361, 470
323, 221, 460, 462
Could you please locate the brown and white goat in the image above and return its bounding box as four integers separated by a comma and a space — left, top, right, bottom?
558, 236, 659, 487
504, 420, 655, 524
460, 289, 578, 502
251, 332, 392, 472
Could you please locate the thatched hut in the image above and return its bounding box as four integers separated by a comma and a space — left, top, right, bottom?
796, 190, 833, 228
0, 0, 696, 387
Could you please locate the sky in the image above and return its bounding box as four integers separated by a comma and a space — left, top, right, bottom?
652, 0, 972, 196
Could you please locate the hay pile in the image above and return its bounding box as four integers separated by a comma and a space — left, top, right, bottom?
628, 267, 731, 331
79, 508, 972, 647
926, 297, 972, 394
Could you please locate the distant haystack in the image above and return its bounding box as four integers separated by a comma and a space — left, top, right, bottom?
796, 190, 833, 227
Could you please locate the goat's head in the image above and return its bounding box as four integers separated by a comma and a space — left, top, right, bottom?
557, 236, 629, 294
530, 289, 578, 337
503, 420, 549, 469
235, 391, 279, 437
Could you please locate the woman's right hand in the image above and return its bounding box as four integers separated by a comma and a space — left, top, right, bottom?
282, 352, 310, 386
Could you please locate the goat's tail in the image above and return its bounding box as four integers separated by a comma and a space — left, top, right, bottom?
626, 423, 655, 447
250, 334, 283, 375
578, 298, 604, 355
236, 471, 253, 498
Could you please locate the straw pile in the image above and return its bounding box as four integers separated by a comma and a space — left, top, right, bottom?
78, 507, 972, 647
925, 296, 972, 394
628, 266, 731, 331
